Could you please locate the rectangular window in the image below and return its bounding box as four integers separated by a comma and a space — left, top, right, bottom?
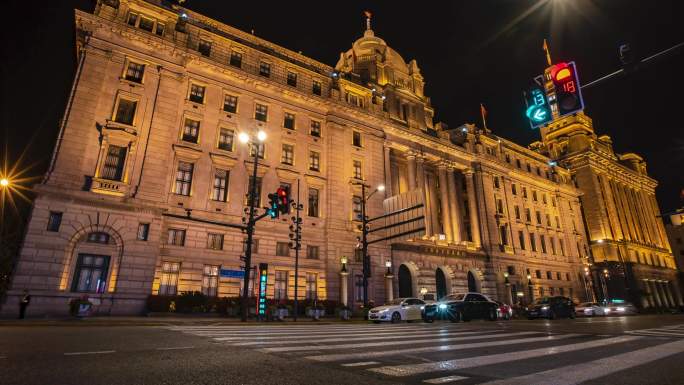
259, 62, 271, 77
207, 233, 224, 250
305, 272, 317, 300
535, 211, 542, 224
546, 214, 551, 227
218, 128, 234, 151
249, 143, 265, 159
500, 225, 508, 245
72, 254, 110, 293
518, 230, 525, 250
229, 51, 242, 67
546, 271, 552, 280
202, 265, 219, 297
496, 199, 504, 214
353, 160, 362, 179
101, 145, 127, 181
223, 94, 238, 113
306, 245, 319, 259
127, 12, 138, 26
276, 242, 290, 257
559, 239, 565, 256
243, 238, 259, 254
137, 223, 149, 241
532, 190, 538, 201
274, 271, 288, 300
494, 176, 500, 189
514, 205, 521, 220
530, 233, 537, 252
47, 212, 62, 232
255, 104, 268, 122
308, 188, 319, 217
247, 176, 262, 207
287, 71, 297, 87
281, 144, 294, 165
516, 159, 521, 169
189, 84, 205, 104
309, 151, 320, 172
155, 22, 165, 36
555, 216, 560, 229
312, 80, 322, 95
198, 39, 212, 56
138, 16, 154, 32
511, 184, 517, 195
550, 236, 556, 254
174, 161, 193, 195
566, 272, 571, 281
542, 193, 547, 204
352, 131, 362, 147
211, 169, 229, 202
159, 262, 180, 296
522, 187, 528, 198
355, 274, 364, 301
125, 61, 145, 83
182, 118, 200, 143
556, 272, 562, 280
352, 195, 362, 221
114, 98, 137, 125
310, 120, 321, 137
525, 208, 531, 223
540, 235, 547, 253
536, 270, 542, 279
167, 228, 186, 246
283, 112, 295, 130
354, 249, 363, 262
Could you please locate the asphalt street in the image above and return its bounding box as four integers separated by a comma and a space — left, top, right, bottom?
1, 314, 684, 385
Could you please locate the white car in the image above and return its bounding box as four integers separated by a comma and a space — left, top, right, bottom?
368, 297, 426, 323
576, 302, 602, 316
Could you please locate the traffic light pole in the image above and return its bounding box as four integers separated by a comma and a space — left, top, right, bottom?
290, 179, 303, 321
240, 143, 260, 322
361, 183, 370, 309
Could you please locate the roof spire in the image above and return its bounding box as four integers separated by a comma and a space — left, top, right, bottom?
364, 10, 372, 31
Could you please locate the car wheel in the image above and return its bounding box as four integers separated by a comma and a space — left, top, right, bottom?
548, 310, 556, 320
569, 310, 576, 319
488, 308, 497, 321
391, 311, 402, 324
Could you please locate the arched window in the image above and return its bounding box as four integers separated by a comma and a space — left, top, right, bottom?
87, 232, 110, 244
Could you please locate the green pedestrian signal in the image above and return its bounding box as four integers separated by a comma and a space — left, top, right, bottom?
525, 87, 551, 128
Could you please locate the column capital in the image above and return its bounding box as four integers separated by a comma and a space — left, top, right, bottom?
463, 168, 475, 176
406, 150, 417, 159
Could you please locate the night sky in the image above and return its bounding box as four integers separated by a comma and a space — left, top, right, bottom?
2, 0, 683, 226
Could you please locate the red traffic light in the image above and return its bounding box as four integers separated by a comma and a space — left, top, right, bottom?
276, 187, 290, 214
550, 62, 571, 83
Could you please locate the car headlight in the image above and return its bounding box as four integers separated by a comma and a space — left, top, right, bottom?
541, 306, 549, 310
616, 307, 625, 312
420, 306, 425, 310
603, 308, 610, 313
438, 303, 448, 310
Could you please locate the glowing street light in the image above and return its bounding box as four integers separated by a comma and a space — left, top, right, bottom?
0, 178, 9, 187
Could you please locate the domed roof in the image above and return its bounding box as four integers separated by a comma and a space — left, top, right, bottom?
335, 27, 410, 75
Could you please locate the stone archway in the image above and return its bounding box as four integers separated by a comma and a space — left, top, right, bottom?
398, 264, 414, 298
435, 268, 447, 300
467, 271, 480, 293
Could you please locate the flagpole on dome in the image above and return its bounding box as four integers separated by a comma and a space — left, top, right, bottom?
480, 103, 488, 131
364, 10, 372, 31
543, 39, 552, 66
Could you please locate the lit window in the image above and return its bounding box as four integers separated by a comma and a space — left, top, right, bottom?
174, 162, 193, 196
167, 228, 186, 246
287, 71, 297, 87
211, 169, 229, 202
189, 84, 205, 104
207, 233, 224, 250
283, 112, 295, 130
202, 265, 219, 297
305, 272, 317, 300
309, 151, 320, 172
182, 118, 200, 143
114, 98, 137, 125
72, 254, 109, 293
218, 128, 234, 151
198, 39, 212, 57
259, 62, 271, 77
281, 144, 294, 165
353, 160, 362, 179
101, 145, 127, 181
308, 188, 319, 217
159, 262, 180, 295
223, 94, 238, 113
87, 232, 110, 244
255, 104, 268, 122
274, 270, 288, 299
249, 143, 265, 159
125, 61, 145, 83
310, 120, 321, 137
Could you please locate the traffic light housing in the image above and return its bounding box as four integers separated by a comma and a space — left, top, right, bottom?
277, 187, 290, 215
525, 85, 552, 128
267, 193, 279, 218
549, 61, 584, 117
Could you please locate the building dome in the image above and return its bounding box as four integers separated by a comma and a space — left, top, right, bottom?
335, 26, 416, 78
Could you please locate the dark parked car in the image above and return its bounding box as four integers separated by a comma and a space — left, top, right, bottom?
424, 292, 499, 322
526, 296, 576, 320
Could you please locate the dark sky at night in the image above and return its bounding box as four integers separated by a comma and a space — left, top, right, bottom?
2, 0, 683, 225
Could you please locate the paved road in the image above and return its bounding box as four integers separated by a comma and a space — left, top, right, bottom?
1, 315, 684, 385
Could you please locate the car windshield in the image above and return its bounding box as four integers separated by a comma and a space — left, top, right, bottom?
387, 298, 405, 306
533, 297, 551, 305
443, 294, 465, 301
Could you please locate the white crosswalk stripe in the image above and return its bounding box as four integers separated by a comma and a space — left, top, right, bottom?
168, 323, 684, 384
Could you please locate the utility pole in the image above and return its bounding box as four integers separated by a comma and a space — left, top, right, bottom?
360, 183, 370, 308
289, 179, 303, 321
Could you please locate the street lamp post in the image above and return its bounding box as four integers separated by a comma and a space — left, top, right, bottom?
503, 272, 512, 305
238, 130, 266, 322
352, 181, 384, 308
384, 260, 393, 302
527, 274, 533, 304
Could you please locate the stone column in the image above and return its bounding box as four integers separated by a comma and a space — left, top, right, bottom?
627, 188, 647, 243
669, 280, 684, 306
385, 273, 394, 302
638, 190, 661, 248
464, 170, 481, 247
339, 270, 349, 307
619, 184, 641, 242
610, 180, 632, 241
438, 164, 453, 243
446, 166, 463, 243
427, 173, 441, 237
407, 152, 417, 191
649, 280, 663, 308
632, 189, 654, 246
600, 175, 623, 240
648, 194, 670, 250
416, 156, 430, 237
661, 281, 675, 308
383, 144, 393, 198
638, 279, 652, 308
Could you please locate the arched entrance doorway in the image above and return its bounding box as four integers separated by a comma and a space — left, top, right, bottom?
398, 264, 413, 298
467, 271, 479, 293
435, 268, 447, 300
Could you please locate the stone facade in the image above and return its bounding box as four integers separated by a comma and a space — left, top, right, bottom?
1, 0, 590, 316
664, 209, 684, 304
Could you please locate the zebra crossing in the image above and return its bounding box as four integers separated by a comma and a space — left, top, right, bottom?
168, 323, 684, 384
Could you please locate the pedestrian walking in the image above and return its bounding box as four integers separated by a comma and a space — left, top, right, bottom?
19, 290, 31, 319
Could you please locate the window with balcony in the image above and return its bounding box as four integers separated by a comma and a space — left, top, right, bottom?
101, 145, 127, 181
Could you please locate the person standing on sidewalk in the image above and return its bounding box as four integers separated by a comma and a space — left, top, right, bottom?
19, 290, 31, 319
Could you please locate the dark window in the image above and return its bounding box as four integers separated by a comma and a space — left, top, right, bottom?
536, 167, 541, 176
276, 242, 290, 257
287, 72, 297, 87
309, 151, 320, 172
546, 271, 552, 280
127, 13, 138, 26
526, 163, 532, 172
243, 238, 259, 254
496, 199, 504, 214
218, 128, 234, 151
522, 187, 528, 198
72, 254, 110, 293
535, 270, 542, 279
114, 98, 137, 125
566, 272, 571, 281
494, 176, 500, 188
101, 145, 127, 181
259, 62, 271, 77
47, 212, 62, 232
505, 153, 511, 163
556, 272, 562, 280
167, 228, 186, 246
525, 208, 531, 222
352, 131, 362, 147
189, 84, 205, 104
174, 162, 193, 196
536, 211, 542, 224
355, 274, 363, 301
514, 205, 521, 220
308, 188, 319, 217
198, 39, 212, 56
137, 223, 149, 241
230, 51, 242, 67
211, 169, 229, 202
255, 104, 268, 122
182, 118, 200, 143
155, 22, 165, 36
516, 159, 521, 169
125, 61, 145, 83
511, 184, 517, 195
540, 235, 547, 253
530, 233, 537, 251
138, 16, 154, 32
207, 233, 224, 250
223, 94, 238, 113
307, 245, 319, 259
312, 80, 322, 95
518, 230, 525, 250
354, 249, 363, 262
507, 266, 516, 276
310, 120, 321, 137
281, 144, 294, 165
87, 232, 110, 244
283, 112, 295, 130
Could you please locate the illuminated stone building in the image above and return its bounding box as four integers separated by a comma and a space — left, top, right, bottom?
2, 0, 591, 316
663, 209, 684, 304
536, 113, 683, 308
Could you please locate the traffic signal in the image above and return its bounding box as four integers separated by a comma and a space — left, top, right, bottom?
257, 263, 269, 316
525, 86, 551, 128
267, 193, 280, 218
277, 187, 290, 215
549, 61, 584, 117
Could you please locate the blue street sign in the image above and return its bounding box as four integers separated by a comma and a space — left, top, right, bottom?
219, 269, 245, 278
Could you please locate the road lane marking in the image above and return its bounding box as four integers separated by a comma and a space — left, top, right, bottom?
232, 330, 483, 346
306, 333, 569, 362
341, 361, 380, 367
261, 331, 498, 353
64, 350, 116, 356
156, 346, 195, 350
423, 375, 469, 383
210, 329, 460, 340
478, 338, 684, 385
369, 335, 641, 377
626, 330, 684, 337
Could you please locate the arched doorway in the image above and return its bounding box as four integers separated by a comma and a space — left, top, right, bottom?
435, 268, 447, 300
467, 271, 479, 293
398, 264, 413, 298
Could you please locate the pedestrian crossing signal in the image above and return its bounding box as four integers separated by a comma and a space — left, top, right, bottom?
525, 86, 551, 129
267, 193, 279, 218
